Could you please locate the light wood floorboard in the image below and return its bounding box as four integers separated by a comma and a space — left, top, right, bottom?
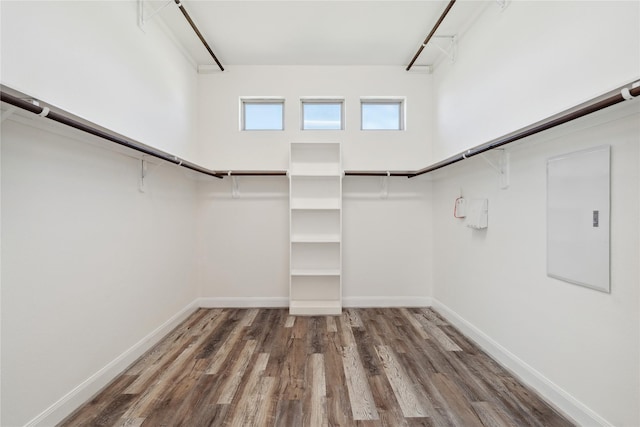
60, 308, 574, 427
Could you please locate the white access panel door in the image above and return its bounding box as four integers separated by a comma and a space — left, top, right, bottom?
547, 145, 610, 292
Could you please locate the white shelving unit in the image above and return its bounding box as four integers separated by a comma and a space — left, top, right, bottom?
289, 141, 342, 315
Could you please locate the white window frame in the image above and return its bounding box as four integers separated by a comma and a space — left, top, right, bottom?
240, 97, 285, 131
360, 97, 406, 131
300, 97, 345, 131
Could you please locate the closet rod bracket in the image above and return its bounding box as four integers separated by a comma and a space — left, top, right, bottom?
380, 172, 390, 199
496, 0, 511, 11
139, 159, 148, 192
479, 149, 509, 189
139, 157, 166, 193
137, 0, 173, 31
621, 81, 640, 100
432, 35, 457, 63
229, 172, 240, 198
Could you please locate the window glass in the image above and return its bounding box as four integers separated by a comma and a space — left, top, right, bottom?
242, 100, 284, 130
361, 100, 403, 130
302, 101, 343, 130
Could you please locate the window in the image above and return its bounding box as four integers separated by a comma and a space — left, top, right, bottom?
361, 98, 404, 130
241, 98, 284, 130
301, 99, 344, 130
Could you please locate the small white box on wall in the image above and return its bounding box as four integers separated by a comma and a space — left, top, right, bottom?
465, 199, 488, 229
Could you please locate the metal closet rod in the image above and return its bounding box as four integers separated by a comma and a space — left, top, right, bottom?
343, 81, 640, 178
0, 90, 224, 179
3, 81, 637, 180
174, 0, 224, 72
408, 81, 640, 178
223, 171, 287, 176
344, 171, 413, 177
406, 0, 456, 71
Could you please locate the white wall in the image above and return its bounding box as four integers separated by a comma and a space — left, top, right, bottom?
1, 119, 200, 426
197, 175, 433, 306
0, 0, 199, 162
197, 177, 290, 304
1, 1, 203, 425
432, 0, 640, 161
430, 1, 640, 425
196, 65, 434, 305
198, 65, 432, 170
342, 176, 433, 305
431, 102, 639, 427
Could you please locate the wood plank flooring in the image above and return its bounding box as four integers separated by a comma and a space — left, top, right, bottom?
60, 308, 574, 427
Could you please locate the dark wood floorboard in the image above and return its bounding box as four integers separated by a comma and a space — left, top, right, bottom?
59, 308, 574, 427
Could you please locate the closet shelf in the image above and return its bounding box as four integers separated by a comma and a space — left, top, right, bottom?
290, 199, 340, 210
291, 234, 341, 243
290, 299, 341, 316
289, 170, 342, 177
291, 269, 341, 277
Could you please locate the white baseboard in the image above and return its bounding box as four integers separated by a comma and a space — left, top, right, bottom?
197, 296, 432, 308
431, 299, 612, 427
343, 296, 432, 307
26, 300, 201, 427
197, 296, 289, 308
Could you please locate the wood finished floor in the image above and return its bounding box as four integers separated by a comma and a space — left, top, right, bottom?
60, 308, 574, 427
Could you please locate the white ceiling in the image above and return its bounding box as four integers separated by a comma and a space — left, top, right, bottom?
146, 0, 491, 69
